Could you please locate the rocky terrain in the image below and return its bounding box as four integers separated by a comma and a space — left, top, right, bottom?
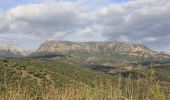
37, 40, 170, 58
0, 44, 32, 57
1, 40, 170, 61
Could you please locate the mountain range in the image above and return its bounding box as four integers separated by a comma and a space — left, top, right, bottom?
0, 44, 32, 58
0, 40, 170, 62
37, 40, 168, 57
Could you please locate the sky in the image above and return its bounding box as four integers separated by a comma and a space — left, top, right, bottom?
0, 0, 170, 52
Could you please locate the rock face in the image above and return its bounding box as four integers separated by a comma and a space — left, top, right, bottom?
36, 40, 170, 58
0, 44, 32, 58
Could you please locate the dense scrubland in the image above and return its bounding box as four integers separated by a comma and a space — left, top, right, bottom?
0, 58, 170, 100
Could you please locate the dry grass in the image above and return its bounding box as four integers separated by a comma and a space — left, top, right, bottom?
0, 77, 170, 100
0, 65, 170, 100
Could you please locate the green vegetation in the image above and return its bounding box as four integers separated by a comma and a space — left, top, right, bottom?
0, 58, 170, 100
153, 64, 170, 82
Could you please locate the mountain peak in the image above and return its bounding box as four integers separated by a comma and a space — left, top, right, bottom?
36, 40, 163, 58
0, 44, 32, 57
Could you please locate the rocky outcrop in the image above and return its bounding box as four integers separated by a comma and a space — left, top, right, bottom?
36, 40, 170, 58
0, 44, 32, 58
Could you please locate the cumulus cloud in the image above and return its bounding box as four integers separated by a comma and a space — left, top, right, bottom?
0, 9, 9, 33
0, 0, 170, 51
8, 2, 89, 35
89, 0, 170, 50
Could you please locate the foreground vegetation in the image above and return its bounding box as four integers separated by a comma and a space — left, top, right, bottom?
0, 58, 170, 100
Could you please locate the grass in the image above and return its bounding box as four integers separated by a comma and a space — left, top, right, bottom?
1, 76, 170, 100
153, 64, 170, 82
0, 58, 170, 100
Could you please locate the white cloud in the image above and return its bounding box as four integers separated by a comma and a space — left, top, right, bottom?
7, 2, 88, 36
0, 9, 9, 32
90, 0, 170, 49
0, 0, 170, 51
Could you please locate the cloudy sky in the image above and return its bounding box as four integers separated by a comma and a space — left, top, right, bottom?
0, 0, 170, 52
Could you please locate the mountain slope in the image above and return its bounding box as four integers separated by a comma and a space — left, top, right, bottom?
36, 40, 170, 61
0, 44, 32, 58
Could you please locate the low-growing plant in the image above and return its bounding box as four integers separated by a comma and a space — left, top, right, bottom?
0, 58, 169, 100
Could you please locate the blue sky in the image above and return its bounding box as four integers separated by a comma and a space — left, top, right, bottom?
0, 0, 42, 9
0, 0, 170, 52
0, 0, 126, 9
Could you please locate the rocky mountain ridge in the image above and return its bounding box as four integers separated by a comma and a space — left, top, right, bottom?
0, 44, 32, 57
36, 40, 170, 58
